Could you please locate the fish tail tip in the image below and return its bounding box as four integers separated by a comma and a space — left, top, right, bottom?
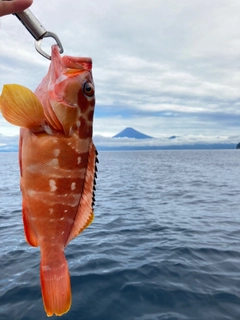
40, 257, 72, 316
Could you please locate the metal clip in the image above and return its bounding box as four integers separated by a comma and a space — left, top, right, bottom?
34, 31, 63, 60
14, 9, 64, 60
2, 0, 63, 59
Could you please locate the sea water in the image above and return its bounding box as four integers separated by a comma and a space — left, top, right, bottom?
1, 150, 240, 320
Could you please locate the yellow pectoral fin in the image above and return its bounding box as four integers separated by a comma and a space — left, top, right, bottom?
0, 84, 45, 129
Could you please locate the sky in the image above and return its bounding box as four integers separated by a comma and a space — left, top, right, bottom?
1, 0, 240, 148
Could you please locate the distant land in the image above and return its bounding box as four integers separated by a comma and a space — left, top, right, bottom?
112, 127, 153, 139
96, 144, 237, 151
0, 127, 239, 151
98, 127, 237, 151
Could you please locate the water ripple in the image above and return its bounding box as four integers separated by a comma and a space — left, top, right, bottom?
1, 151, 240, 319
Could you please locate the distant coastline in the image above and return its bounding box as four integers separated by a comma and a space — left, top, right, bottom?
0, 127, 238, 152
0, 143, 237, 153
96, 144, 236, 151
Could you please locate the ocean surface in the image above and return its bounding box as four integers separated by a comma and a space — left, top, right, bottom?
1, 150, 240, 320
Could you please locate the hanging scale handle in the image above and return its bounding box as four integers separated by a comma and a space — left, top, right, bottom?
3, 1, 64, 59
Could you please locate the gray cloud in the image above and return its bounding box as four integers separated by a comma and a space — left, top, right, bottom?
0, 0, 240, 142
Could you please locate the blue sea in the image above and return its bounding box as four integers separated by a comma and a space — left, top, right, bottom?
1, 150, 240, 320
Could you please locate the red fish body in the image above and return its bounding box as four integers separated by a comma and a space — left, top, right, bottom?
0, 45, 97, 316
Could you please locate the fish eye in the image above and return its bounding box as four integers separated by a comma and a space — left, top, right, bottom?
83, 82, 94, 97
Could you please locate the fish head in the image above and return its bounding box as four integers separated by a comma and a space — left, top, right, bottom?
0, 45, 95, 137
37, 45, 95, 136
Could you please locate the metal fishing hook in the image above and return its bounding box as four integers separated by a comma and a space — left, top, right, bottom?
3, 1, 64, 59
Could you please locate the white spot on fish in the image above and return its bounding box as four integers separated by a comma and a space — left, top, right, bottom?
53, 149, 60, 157
56, 74, 68, 84
27, 189, 36, 197
77, 157, 81, 164
44, 125, 53, 135
49, 208, 53, 215
42, 265, 51, 271
50, 219, 54, 222
48, 158, 59, 167
60, 217, 64, 221
49, 83, 54, 91
71, 182, 76, 190
68, 142, 72, 146
62, 231, 65, 235
49, 179, 57, 192
64, 210, 68, 213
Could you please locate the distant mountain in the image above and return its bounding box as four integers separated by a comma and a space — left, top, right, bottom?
112, 127, 153, 139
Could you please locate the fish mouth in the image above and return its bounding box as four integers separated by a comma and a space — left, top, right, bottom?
50, 45, 92, 106
61, 55, 92, 71
51, 45, 92, 78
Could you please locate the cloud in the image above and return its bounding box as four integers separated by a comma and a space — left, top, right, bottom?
0, 0, 240, 142
0, 115, 19, 136
0, 133, 18, 151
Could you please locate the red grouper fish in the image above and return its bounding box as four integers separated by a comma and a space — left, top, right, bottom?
0, 45, 98, 316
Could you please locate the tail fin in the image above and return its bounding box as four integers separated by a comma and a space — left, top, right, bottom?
40, 250, 71, 317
